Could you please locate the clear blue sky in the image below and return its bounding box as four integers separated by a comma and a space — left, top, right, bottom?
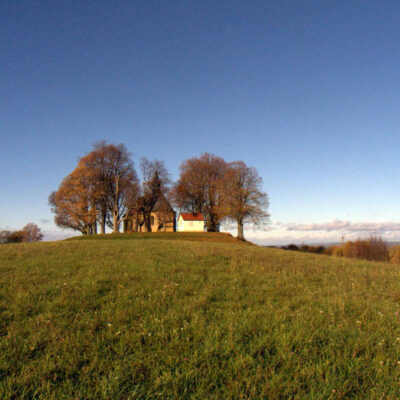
1, 1, 400, 243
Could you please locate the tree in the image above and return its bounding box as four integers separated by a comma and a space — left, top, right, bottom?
49, 164, 97, 234
172, 153, 227, 232
94, 142, 139, 233
223, 161, 270, 240
140, 157, 171, 195
8, 231, 25, 243
22, 223, 43, 242
50, 142, 139, 235
80, 142, 112, 234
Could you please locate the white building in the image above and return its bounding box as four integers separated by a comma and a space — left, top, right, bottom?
177, 213, 205, 232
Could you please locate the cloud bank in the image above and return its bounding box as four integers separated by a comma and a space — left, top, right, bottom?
224, 220, 400, 245
285, 220, 400, 233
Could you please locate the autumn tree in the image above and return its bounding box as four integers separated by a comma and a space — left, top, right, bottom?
172, 153, 227, 232
49, 163, 97, 234
22, 223, 44, 242
223, 161, 270, 240
7, 231, 25, 243
50, 142, 139, 235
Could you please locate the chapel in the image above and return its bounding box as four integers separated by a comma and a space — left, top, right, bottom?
123, 172, 176, 232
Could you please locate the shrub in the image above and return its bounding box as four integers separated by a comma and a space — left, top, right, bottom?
334, 236, 389, 262
332, 246, 344, 257
8, 231, 25, 243
390, 245, 400, 264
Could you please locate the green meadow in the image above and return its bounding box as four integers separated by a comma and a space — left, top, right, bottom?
1, 233, 400, 399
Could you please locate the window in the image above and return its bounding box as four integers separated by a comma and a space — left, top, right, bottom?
151, 216, 155, 226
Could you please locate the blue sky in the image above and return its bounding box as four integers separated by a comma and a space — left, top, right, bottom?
1, 1, 400, 244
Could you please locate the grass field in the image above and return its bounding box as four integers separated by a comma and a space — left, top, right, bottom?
1, 233, 400, 399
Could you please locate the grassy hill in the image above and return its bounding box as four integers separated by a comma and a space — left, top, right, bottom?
1, 233, 400, 399
66, 231, 250, 244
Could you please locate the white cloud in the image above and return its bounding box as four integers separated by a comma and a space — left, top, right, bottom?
42, 230, 80, 241
223, 220, 400, 245
285, 220, 400, 233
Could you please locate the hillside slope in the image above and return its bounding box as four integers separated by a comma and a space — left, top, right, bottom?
1, 237, 400, 399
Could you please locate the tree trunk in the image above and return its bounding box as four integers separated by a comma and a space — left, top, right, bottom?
100, 212, 106, 234
205, 214, 214, 232
113, 208, 119, 233
237, 219, 244, 240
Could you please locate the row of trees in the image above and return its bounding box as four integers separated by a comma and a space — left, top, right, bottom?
0, 223, 43, 243
49, 142, 270, 240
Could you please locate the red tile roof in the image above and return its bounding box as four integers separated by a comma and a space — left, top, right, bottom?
180, 213, 204, 221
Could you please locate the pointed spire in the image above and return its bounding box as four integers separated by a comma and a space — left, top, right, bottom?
151, 171, 161, 197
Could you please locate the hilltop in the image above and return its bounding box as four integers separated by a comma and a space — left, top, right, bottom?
66, 231, 251, 245
1, 234, 400, 398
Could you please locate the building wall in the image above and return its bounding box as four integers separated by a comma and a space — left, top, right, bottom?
177, 217, 204, 232
125, 211, 175, 233
149, 211, 175, 232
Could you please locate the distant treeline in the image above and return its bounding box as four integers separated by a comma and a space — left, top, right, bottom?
0, 223, 43, 244
281, 236, 400, 264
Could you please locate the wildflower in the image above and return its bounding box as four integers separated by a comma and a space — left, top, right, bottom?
356, 320, 361, 324
379, 361, 384, 365
107, 323, 112, 327
320, 311, 324, 314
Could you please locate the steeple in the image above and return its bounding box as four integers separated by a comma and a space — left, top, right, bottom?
151, 171, 161, 197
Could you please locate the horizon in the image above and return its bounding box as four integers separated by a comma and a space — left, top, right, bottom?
2, 1, 400, 245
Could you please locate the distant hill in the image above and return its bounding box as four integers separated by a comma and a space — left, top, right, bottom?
1, 234, 399, 398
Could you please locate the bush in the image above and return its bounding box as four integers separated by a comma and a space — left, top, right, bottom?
390, 245, 400, 264
333, 236, 389, 262
8, 231, 25, 243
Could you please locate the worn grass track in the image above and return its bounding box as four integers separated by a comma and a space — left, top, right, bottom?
1, 235, 400, 399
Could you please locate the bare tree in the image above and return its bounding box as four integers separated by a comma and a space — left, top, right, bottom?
140, 157, 171, 195
100, 143, 139, 233
224, 161, 270, 240
172, 153, 227, 232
